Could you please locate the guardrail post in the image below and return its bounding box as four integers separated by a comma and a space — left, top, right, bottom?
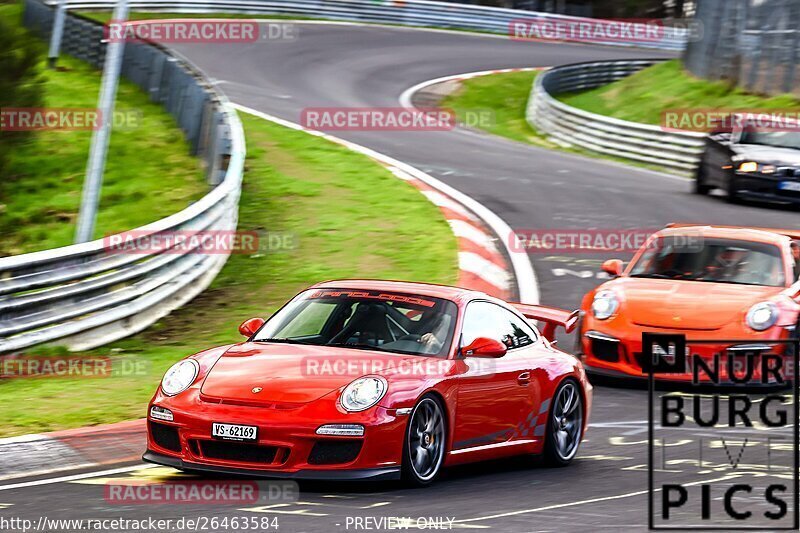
47, 0, 67, 68
74, 0, 129, 244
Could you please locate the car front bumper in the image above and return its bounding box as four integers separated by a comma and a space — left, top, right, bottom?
142, 450, 401, 480
734, 173, 800, 205
580, 326, 795, 383
145, 390, 408, 479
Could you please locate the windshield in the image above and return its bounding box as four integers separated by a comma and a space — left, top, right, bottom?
629, 237, 785, 287
253, 289, 458, 357
739, 131, 800, 151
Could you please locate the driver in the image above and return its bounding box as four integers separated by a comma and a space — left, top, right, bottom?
707, 247, 748, 282
417, 312, 450, 353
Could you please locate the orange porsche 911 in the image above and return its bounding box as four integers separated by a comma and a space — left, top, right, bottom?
578, 224, 800, 381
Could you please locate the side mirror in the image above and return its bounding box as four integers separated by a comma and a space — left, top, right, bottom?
602, 259, 623, 277
239, 317, 265, 338
462, 337, 507, 358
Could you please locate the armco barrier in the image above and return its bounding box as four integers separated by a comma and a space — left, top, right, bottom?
526, 59, 707, 175
0, 0, 245, 353
50, 0, 687, 51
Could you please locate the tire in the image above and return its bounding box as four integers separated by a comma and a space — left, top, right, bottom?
693, 159, 712, 195
542, 379, 584, 467
401, 395, 447, 486
726, 174, 741, 204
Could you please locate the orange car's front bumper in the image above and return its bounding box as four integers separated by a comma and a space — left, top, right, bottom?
578, 316, 797, 383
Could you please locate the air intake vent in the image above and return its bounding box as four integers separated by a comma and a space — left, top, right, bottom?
308, 440, 363, 465
149, 421, 181, 453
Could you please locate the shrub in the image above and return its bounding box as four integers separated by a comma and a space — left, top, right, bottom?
0, 7, 44, 174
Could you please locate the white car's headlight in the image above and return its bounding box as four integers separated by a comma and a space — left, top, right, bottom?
746, 302, 778, 331
161, 359, 199, 396
592, 290, 619, 320
340, 376, 387, 412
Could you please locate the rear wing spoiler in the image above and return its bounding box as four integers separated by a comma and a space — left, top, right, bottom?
511, 303, 580, 342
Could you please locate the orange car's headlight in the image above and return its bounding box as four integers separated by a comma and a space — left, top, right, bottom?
591, 291, 619, 320
746, 302, 778, 331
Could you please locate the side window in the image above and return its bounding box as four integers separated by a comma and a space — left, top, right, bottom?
461, 301, 537, 350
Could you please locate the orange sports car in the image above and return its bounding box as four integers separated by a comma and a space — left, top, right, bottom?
578, 224, 800, 381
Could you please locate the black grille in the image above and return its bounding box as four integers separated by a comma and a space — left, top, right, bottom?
634, 352, 691, 373
633, 352, 646, 371
590, 337, 620, 362
150, 421, 181, 452
308, 440, 363, 465
199, 440, 278, 463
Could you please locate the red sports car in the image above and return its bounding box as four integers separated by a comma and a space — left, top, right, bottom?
144, 280, 591, 485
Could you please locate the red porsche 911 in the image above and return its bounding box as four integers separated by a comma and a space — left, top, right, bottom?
143, 280, 591, 485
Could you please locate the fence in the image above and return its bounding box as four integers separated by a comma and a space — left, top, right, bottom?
0, 0, 245, 353
684, 0, 800, 96
526, 59, 707, 175
50, 0, 687, 51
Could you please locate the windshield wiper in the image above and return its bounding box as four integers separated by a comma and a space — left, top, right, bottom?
629, 273, 672, 279
256, 338, 313, 345
686, 278, 761, 286
326, 341, 381, 351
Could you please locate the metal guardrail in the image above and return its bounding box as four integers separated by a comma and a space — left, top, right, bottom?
0, 0, 245, 353
51, 0, 687, 51
526, 59, 707, 175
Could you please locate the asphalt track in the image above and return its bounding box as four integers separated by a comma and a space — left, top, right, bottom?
3, 23, 800, 533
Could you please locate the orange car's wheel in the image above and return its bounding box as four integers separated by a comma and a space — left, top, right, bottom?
542, 379, 584, 467
401, 395, 446, 486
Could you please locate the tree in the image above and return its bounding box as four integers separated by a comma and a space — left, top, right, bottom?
0, 8, 44, 175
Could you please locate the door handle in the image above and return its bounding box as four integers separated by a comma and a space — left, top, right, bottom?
517, 371, 531, 385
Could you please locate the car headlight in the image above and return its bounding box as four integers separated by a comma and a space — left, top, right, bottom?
746, 302, 778, 331
737, 161, 760, 173
592, 290, 619, 320
340, 376, 387, 412
161, 359, 199, 396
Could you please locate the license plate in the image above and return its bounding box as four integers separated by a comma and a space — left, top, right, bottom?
779, 181, 800, 192
212, 422, 258, 441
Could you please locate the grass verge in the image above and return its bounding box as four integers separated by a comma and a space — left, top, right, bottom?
441, 70, 549, 146
0, 2, 206, 256
0, 112, 459, 437
558, 59, 800, 124
440, 70, 667, 172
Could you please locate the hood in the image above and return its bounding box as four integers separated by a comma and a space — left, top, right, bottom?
609, 278, 782, 330
200, 342, 434, 405
734, 144, 800, 167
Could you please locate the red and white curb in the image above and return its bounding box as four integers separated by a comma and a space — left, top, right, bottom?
231, 102, 539, 303
0, 419, 146, 482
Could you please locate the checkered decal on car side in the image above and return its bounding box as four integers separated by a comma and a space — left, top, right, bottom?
517, 398, 550, 439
